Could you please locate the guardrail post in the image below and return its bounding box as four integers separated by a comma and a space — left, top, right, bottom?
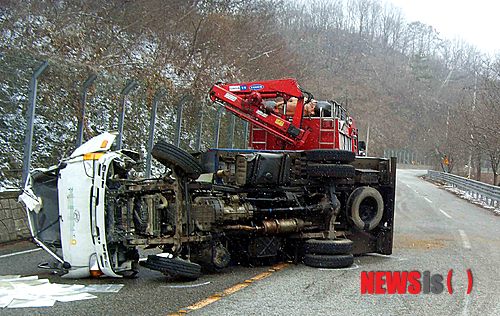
117, 80, 138, 150
76, 73, 97, 147
145, 89, 166, 178
21, 61, 49, 186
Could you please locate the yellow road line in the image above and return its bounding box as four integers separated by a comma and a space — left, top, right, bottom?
168, 262, 290, 315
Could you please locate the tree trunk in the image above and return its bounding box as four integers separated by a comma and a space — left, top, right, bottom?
476, 155, 481, 181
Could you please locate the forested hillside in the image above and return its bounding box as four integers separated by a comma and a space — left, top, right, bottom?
0, 0, 498, 189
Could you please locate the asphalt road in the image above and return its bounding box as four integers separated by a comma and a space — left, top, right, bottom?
1, 169, 499, 315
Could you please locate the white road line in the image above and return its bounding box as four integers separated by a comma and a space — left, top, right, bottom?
424, 197, 433, 203
319, 264, 360, 271
462, 292, 471, 316
458, 230, 471, 249
491, 300, 500, 316
163, 281, 211, 289
439, 209, 453, 219
0, 248, 41, 259
364, 254, 408, 261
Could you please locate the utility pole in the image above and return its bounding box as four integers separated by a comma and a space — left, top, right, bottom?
467, 71, 477, 178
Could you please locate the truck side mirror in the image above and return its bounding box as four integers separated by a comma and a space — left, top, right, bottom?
358, 141, 366, 156
358, 141, 366, 151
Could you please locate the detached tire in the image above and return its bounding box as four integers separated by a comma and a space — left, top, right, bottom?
152, 140, 202, 179
140, 255, 201, 280
307, 163, 355, 178
304, 149, 355, 163
304, 239, 353, 255
304, 254, 354, 268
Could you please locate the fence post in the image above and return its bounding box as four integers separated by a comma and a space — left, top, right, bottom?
228, 114, 236, 149
21, 61, 49, 186
243, 121, 249, 149
195, 105, 204, 151
213, 107, 224, 148
76, 73, 97, 147
174, 95, 191, 148
145, 89, 166, 178
116, 80, 138, 150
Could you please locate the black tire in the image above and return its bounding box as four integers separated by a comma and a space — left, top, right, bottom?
307, 163, 355, 178
347, 186, 384, 231
304, 149, 355, 163
304, 239, 353, 255
152, 140, 202, 179
140, 255, 201, 280
303, 254, 354, 268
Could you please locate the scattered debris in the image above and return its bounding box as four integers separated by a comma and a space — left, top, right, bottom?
82, 284, 124, 293
0, 275, 124, 308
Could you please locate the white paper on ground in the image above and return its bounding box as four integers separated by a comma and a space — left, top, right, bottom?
7, 298, 56, 308
28, 283, 86, 295
0, 274, 116, 308
0, 296, 14, 308
0, 275, 21, 280
0, 283, 15, 290
55, 293, 97, 302
0, 276, 39, 283
82, 284, 124, 293
6, 278, 50, 287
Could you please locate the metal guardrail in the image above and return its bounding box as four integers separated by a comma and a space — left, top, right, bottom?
427, 170, 500, 208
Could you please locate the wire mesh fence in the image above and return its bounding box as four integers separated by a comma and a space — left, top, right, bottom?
0, 52, 247, 189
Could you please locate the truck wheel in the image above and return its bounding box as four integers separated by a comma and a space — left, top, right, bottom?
347, 186, 384, 231
303, 253, 354, 268
152, 140, 202, 179
307, 163, 355, 178
304, 149, 355, 163
304, 238, 353, 255
140, 255, 201, 280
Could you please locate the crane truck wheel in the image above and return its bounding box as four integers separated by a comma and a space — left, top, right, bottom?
304, 149, 356, 163
152, 140, 203, 179
304, 238, 353, 255
307, 163, 355, 178
140, 255, 201, 281
303, 254, 354, 268
347, 186, 384, 231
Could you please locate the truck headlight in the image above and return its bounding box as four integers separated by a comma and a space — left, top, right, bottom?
89, 253, 103, 278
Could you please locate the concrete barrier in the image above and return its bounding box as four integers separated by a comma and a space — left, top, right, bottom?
0, 190, 30, 243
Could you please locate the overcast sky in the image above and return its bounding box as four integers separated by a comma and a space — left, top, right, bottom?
388, 0, 500, 55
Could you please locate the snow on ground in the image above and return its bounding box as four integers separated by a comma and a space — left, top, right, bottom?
443, 185, 500, 216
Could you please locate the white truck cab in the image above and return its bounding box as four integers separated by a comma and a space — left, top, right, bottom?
19, 132, 138, 278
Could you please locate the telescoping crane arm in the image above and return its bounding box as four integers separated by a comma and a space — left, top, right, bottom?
209, 78, 311, 147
